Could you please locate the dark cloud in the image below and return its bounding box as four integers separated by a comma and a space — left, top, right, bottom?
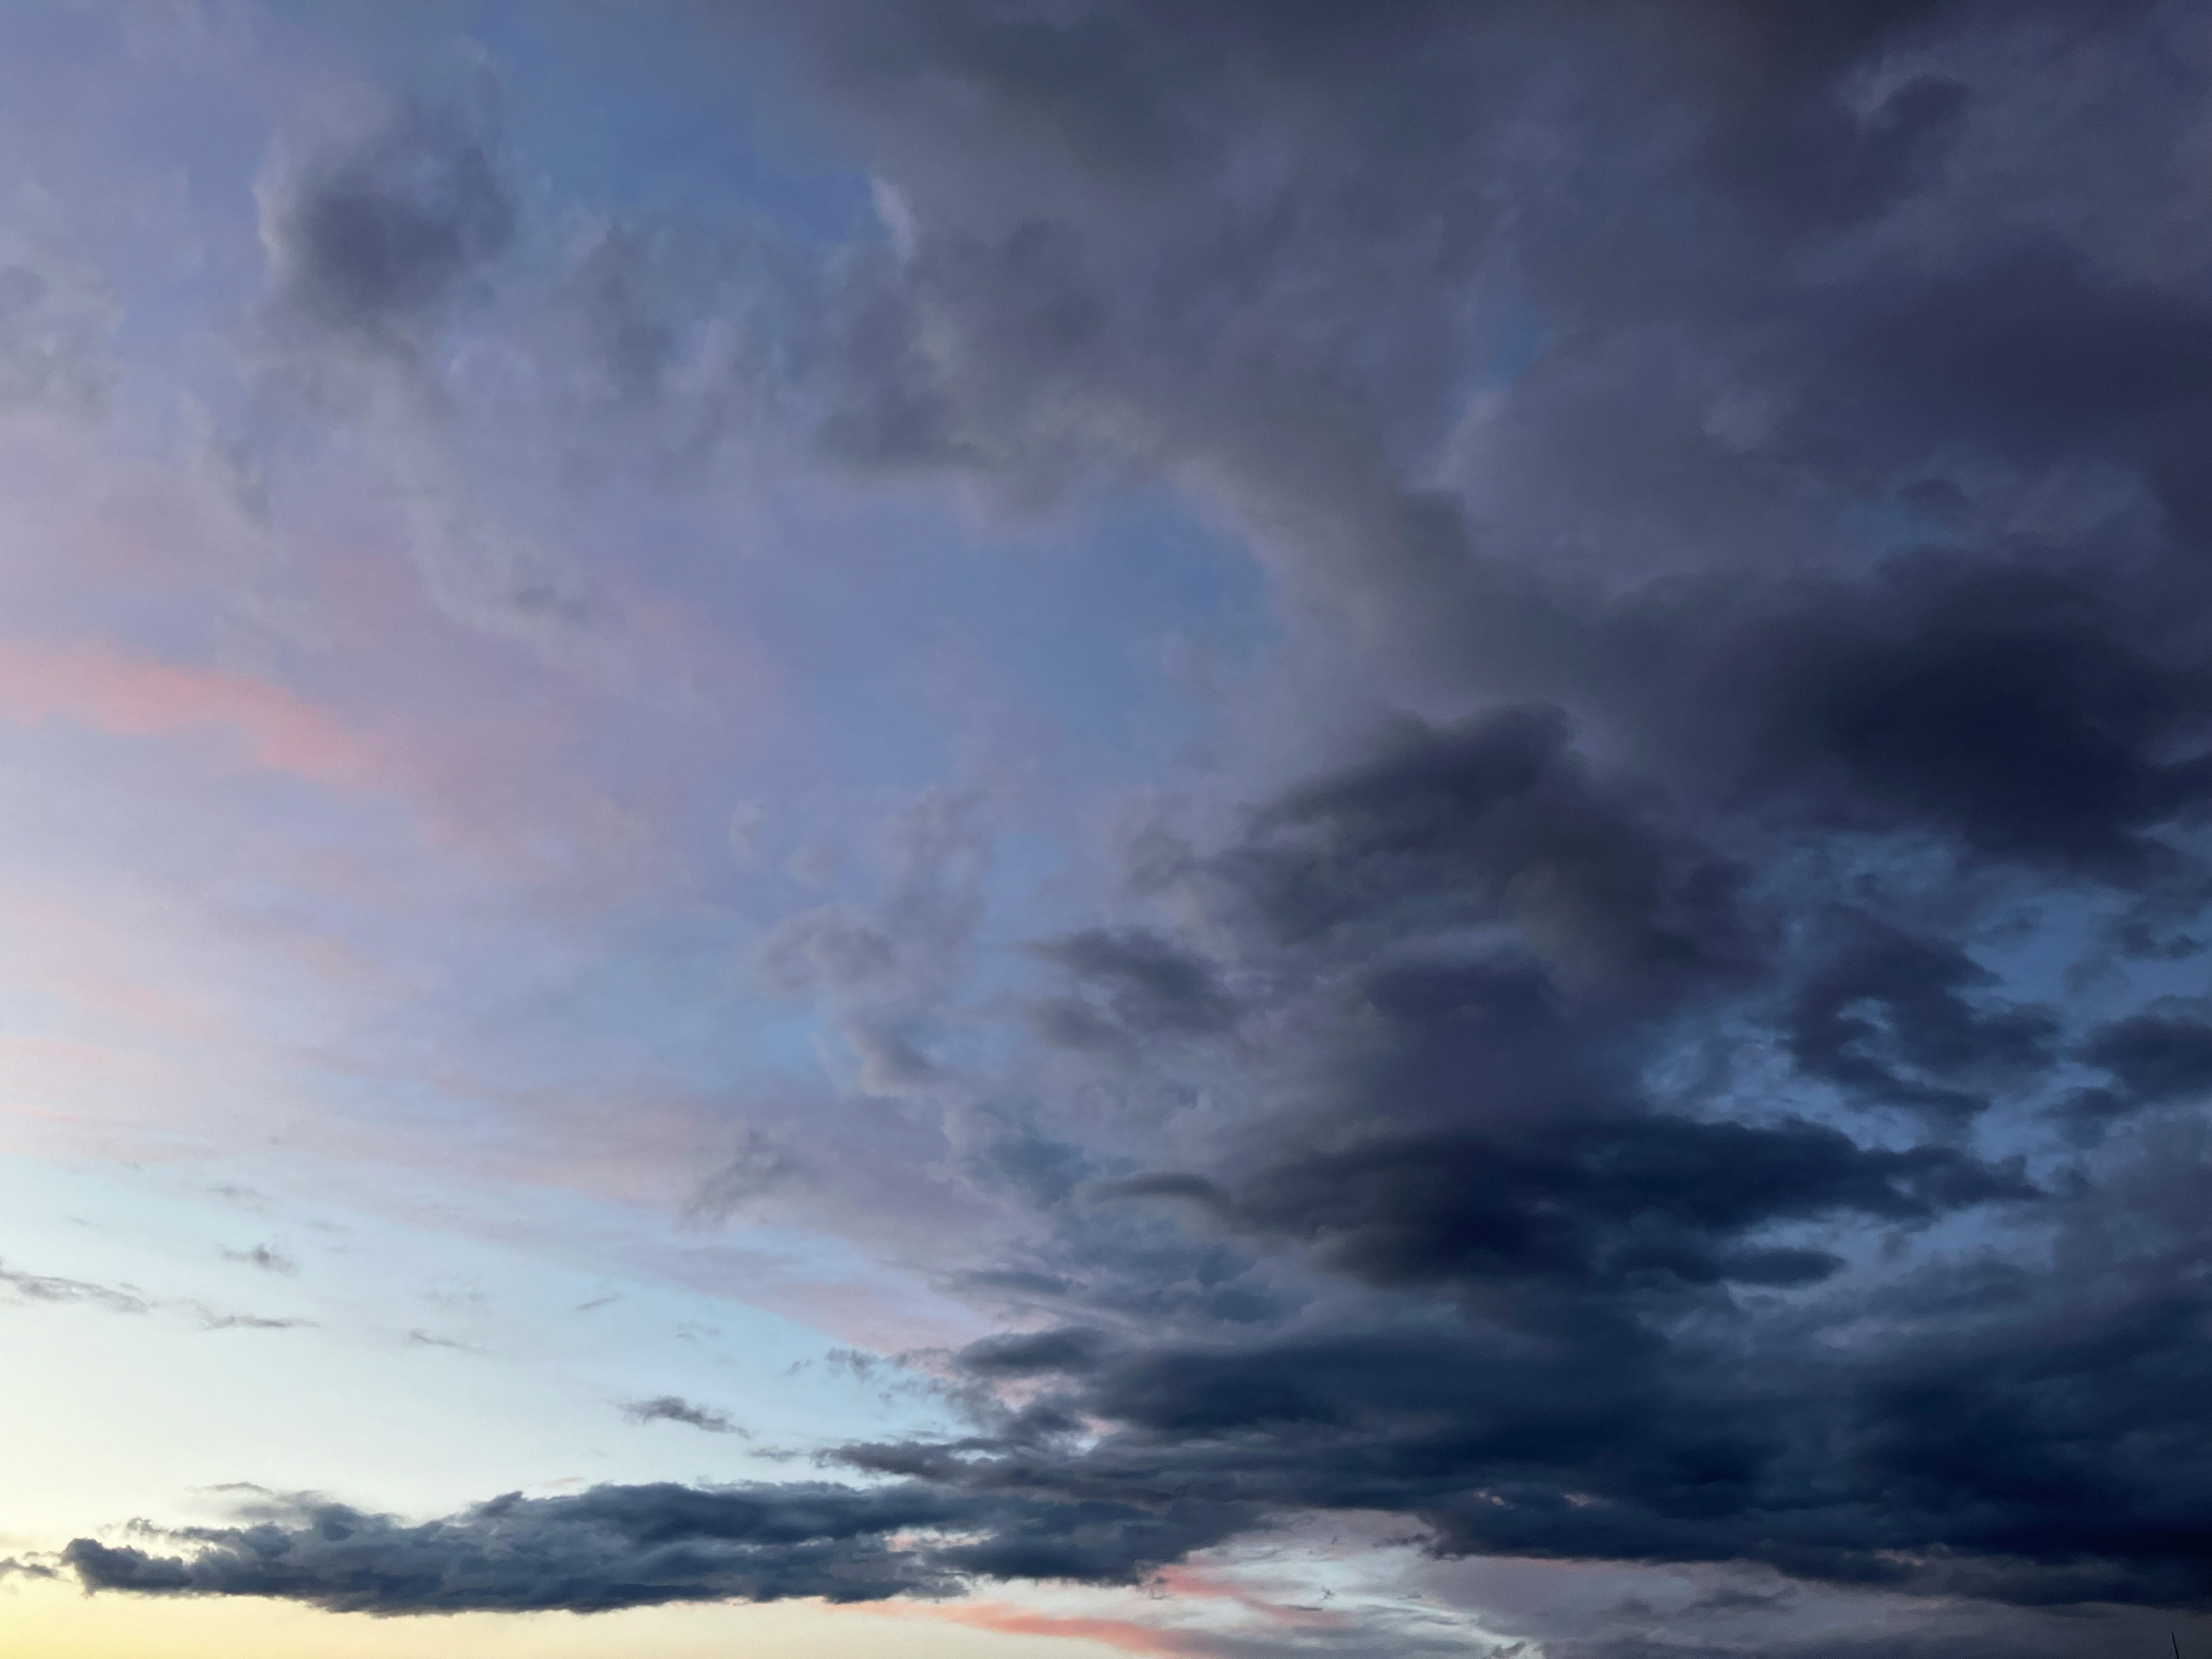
1203, 708, 1754, 984
1725, 558, 2212, 878
1210, 1112, 2029, 1298
1787, 916, 2058, 1120
957, 1327, 1112, 1378
266, 101, 514, 347
1031, 926, 1237, 1049
65, 1484, 958, 1613
65, 1480, 1251, 1615
2054, 1009, 2212, 1143
2081, 1011, 2212, 1106
744, 0, 2212, 1625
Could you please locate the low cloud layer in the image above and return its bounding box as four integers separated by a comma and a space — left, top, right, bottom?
65, 1480, 1252, 1615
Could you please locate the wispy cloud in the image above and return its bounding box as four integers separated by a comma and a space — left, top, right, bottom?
0, 1261, 150, 1316
221, 1244, 298, 1276
619, 1395, 748, 1435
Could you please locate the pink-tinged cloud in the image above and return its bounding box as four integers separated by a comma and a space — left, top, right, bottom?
1153, 1563, 1347, 1628
0, 630, 709, 900
867, 1599, 1213, 1657
0, 639, 388, 791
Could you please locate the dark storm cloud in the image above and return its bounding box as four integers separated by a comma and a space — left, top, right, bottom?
65, 1484, 960, 1612
721, 0, 2212, 798
1717, 556, 2212, 879
1211, 707, 1753, 980
1787, 916, 2058, 1120
924, 1153, 2212, 1603
1824, 245, 2212, 533
79, 0, 2212, 1639
957, 1326, 1112, 1378
65, 1479, 1252, 1615
2054, 1008, 2212, 1142
750, 0, 2212, 1622
2081, 1010, 2212, 1106
1195, 1112, 2029, 1296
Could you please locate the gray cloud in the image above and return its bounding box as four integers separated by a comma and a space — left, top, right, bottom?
1, 1261, 151, 1316
262, 100, 514, 351
1788, 915, 2059, 1122
620, 1396, 748, 1436
0, 245, 117, 418
1030, 926, 1238, 1051
2081, 1009, 2212, 1107
65, 1480, 1250, 1615
223, 1245, 299, 1276
241, 95, 584, 640
757, 786, 992, 1099
2, 1259, 304, 1335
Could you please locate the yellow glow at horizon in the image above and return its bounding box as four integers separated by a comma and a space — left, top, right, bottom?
0, 1580, 1123, 1659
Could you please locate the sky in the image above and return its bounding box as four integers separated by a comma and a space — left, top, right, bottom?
5, 3, 2212, 1656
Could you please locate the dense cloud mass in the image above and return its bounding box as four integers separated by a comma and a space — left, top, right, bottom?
64, 0, 2212, 1650
65, 1482, 1253, 1615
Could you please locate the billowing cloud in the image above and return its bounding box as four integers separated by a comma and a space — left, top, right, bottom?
65, 1480, 1251, 1615
40, 0, 2212, 1650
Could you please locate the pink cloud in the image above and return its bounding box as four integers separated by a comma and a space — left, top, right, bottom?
866, 1599, 1213, 1657
1153, 1563, 1347, 1628
0, 638, 389, 791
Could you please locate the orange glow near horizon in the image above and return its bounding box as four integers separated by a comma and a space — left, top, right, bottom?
0, 1580, 1142, 1659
